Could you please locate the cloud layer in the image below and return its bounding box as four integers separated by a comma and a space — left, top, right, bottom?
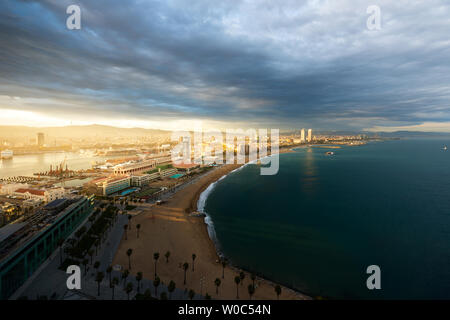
0, 0, 449, 130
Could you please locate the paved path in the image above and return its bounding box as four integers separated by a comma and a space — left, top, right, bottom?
14, 207, 203, 300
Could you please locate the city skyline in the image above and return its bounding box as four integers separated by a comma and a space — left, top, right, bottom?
1, 1, 450, 132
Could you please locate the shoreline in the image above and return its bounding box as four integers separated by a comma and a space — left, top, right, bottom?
192, 147, 313, 300
112, 148, 311, 300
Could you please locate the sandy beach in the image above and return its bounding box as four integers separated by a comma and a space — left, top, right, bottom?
112, 151, 311, 300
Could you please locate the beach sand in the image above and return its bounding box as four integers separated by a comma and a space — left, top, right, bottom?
112, 155, 311, 300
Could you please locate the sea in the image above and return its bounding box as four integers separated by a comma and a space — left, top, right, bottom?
0, 152, 117, 179
200, 138, 450, 299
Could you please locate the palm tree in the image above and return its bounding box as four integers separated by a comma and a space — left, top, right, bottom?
160, 292, 168, 300
123, 224, 128, 240
111, 277, 119, 300
106, 266, 112, 286
94, 239, 100, 255
188, 289, 195, 300
122, 269, 129, 286
125, 282, 133, 300
234, 276, 240, 299
164, 251, 171, 263
221, 258, 227, 279
248, 284, 255, 300
82, 259, 88, 275
88, 249, 94, 264
191, 253, 196, 272
126, 248, 133, 270
94, 261, 100, 273
251, 273, 256, 288
136, 224, 141, 238
95, 272, 104, 296
57, 238, 64, 265
136, 272, 143, 293
183, 262, 189, 285
128, 214, 132, 230
168, 280, 176, 300
275, 285, 281, 300
153, 252, 159, 278
153, 276, 160, 297
205, 293, 211, 300
214, 278, 221, 295
239, 271, 245, 286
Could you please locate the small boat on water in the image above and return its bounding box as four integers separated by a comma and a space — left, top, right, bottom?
442, 145, 447, 151
325, 151, 334, 155
1, 149, 13, 159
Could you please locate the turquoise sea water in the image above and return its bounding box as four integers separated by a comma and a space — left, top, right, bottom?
203, 139, 450, 299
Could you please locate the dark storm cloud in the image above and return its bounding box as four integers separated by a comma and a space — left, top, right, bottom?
0, 0, 449, 130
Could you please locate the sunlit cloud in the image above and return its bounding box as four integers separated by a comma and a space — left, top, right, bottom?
0, 0, 449, 131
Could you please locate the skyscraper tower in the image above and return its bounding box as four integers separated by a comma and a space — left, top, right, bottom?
300, 129, 305, 142
307, 129, 312, 142
37, 132, 44, 147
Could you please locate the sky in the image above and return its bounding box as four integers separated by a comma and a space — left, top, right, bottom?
0, 0, 449, 132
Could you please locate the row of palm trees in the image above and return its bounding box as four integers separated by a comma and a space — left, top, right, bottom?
119, 203, 284, 300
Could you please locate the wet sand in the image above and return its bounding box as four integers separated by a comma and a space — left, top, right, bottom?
113, 154, 310, 300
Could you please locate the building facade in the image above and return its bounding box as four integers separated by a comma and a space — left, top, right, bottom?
113, 160, 156, 175
0, 196, 94, 299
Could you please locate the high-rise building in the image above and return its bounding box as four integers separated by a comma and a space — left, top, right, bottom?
37, 132, 44, 147
307, 129, 312, 142
300, 129, 305, 142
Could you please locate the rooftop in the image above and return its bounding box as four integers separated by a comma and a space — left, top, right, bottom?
15, 188, 45, 196
0, 222, 28, 244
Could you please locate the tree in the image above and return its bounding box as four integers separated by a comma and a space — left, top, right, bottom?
153, 252, 160, 279
221, 258, 227, 279
122, 269, 129, 286
183, 262, 189, 285
153, 276, 160, 297
164, 251, 171, 263
214, 278, 221, 295
136, 272, 143, 293
275, 285, 281, 300
205, 293, 211, 300
248, 284, 255, 300
111, 277, 119, 300
160, 292, 168, 300
251, 273, 256, 288
191, 253, 196, 272
125, 282, 133, 300
94, 239, 100, 255
106, 266, 113, 286
239, 271, 245, 286
168, 280, 176, 300
126, 248, 133, 270
57, 238, 64, 265
188, 289, 195, 300
88, 249, 94, 264
82, 259, 89, 275
128, 214, 132, 230
234, 276, 240, 299
123, 224, 128, 240
94, 261, 100, 273
136, 224, 141, 238
95, 272, 104, 296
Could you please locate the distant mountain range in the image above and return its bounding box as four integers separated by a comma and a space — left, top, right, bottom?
0, 125, 449, 139
0, 125, 170, 139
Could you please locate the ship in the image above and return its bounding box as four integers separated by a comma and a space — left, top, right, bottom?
1, 149, 13, 159
325, 151, 334, 155
443, 145, 447, 151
